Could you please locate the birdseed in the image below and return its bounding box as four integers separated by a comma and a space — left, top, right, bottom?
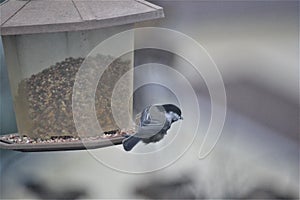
15, 55, 132, 139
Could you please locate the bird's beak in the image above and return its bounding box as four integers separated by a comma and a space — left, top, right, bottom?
180, 116, 183, 120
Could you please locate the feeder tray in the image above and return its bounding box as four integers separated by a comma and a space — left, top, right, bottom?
0, 130, 132, 152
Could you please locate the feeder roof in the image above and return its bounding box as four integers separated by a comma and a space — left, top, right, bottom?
0, 0, 164, 35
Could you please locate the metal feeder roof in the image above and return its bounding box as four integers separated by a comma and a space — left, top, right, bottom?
0, 0, 164, 35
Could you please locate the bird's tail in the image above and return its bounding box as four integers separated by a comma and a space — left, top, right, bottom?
122, 136, 141, 151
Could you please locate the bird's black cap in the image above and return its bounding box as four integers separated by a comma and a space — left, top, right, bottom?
162, 104, 182, 117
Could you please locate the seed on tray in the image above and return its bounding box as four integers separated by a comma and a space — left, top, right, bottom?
0, 129, 134, 145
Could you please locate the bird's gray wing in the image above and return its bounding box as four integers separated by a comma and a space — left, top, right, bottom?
140, 106, 151, 126
134, 106, 167, 139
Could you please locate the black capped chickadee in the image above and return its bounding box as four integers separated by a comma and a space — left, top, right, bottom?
123, 104, 183, 151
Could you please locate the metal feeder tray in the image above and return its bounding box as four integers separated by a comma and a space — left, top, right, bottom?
0, 131, 126, 152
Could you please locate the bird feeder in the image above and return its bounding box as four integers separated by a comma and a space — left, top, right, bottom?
0, 0, 164, 151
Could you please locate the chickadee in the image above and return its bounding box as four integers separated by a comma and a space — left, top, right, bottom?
123, 104, 183, 151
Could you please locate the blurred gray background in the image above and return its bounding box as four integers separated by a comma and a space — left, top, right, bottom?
1, 1, 299, 199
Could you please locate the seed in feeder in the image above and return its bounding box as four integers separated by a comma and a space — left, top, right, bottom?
16, 56, 132, 140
